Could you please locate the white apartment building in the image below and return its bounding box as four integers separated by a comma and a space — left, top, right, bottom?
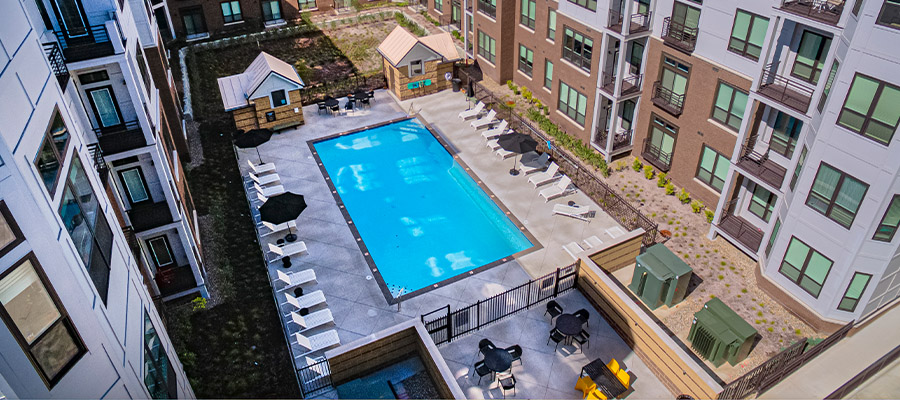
0, 0, 195, 398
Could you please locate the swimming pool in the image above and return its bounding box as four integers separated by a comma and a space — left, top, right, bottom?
313, 118, 533, 299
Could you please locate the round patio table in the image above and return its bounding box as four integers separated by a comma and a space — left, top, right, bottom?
482, 347, 513, 373
555, 313, 583, 337
323, 98, 339, 108
353, 90, 368, 101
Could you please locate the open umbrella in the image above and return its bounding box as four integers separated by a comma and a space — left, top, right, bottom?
497, 132, 538, 175
259, 192, 307, 242
233, 128, 273, 163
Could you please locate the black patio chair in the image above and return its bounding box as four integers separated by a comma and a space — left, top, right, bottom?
330, 104, 340, 115
479, 338, 496, 353
367, 90, 375, 101
360, 97, 371, 107
472, 360, 493, 384
344, 100, 355, 112
573, 330, 590, 353
500, 374, 517, 398
574, 308, 590, 327
545, 300, 563, 321
317, 102, 327, 115
506, 345, 523, 365
547, 328, 565, 350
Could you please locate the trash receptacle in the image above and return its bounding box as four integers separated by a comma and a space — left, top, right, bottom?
628, 244, 692, 310
452, 78, 462, 92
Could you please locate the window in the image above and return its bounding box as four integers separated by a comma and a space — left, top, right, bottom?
790, 146, 807, 191
671, 1, 701, 31
728, 10, 768, 60
143, 312, 173, 399
409, 60, 424, 76
748, 184, 777, 222
817, 60, 840, 112
791, 30, 831, 84
520, 0, 535, 29
877, 0, 900, 29
562, 27, 593, 72
119, 167, 151, 205
645, 114, 677, 169
766, 218, 781, 257
58, 157, 113, 303
261, 0, 282, 21
621, 100, 635, 130
435, 0, 443, 12
221, 1, 242, 23
271, 89, 287, 106
629, 42, 644, 73
874, 195, 900, 242
0, 255, 86, 387
35, 110, 70, 196
711, 81, 748, 131
567, 0, 597, 12
780, 237, 832, 298
852, 0, 863, 16
544, 59, 553, 89
181, 6, 207, 36
147, 236, 175, 269
696, 146, 729, 192
838, 273, 872, 312
0, 202, 24, 258
837, 74, 900, 145
518, 45, 534, 77
547, 9, 556, 40
657, 55, 690, 111
770, 111, 802, 158
299, 0, 316, 10
87, 86, 123, 129
558, 82, 587, 126
77, 70, 109, 85
478, 0, 496, 18
135, 51, 152, 95
477, 30, 496, 64
807, 163, 869, 228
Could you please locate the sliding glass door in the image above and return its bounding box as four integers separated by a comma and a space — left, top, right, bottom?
86, 86, 123, 130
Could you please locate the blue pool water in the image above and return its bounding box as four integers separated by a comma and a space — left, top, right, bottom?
314, 119, 532, 296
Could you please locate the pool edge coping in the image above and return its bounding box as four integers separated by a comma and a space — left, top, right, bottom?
307, 115, 542, 306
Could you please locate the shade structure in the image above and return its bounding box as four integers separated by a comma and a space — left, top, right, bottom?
259, 192, 307, 224
233, 128, 273, 148
497, 132, 538, 154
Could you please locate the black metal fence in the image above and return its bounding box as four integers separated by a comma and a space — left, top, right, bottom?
826, 342, 900, 399
421, 264, 578, 345
299, 73, 387, 106
297, 357, 333, 398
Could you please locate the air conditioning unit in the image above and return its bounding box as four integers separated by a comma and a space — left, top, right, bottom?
688, 298, 757, 367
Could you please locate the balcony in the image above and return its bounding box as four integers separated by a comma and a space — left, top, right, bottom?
642, 137, 672, 171
780, 0, 845, 26
608, 10, 652, 34
601, 73, 642, 97
156, 265, 198, 298
662, 17, 698, 53
651, 81, 685, 116
757, 62, 814, 114
86, 143, 109, 186
735, 145, 788, 190
95, 120, 147, 155
54, 23, 116, 63
42, 43, 69, 91
477, 0, 496, 18
129, 201, 174, 232
716, 205, 764, 253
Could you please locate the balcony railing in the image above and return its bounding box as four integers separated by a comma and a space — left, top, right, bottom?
662, 17, 698, 53
477, 0, 496, 18
613, 130, 633, 151
608, 9, 624, 29
54, 23, 116, 62
129, 201, 174, 232
642, 137, 673, 171
758, 62, 814, 114
156, 265, 198, 298
651, 81, 685, 116
716, 200, 764, 252
736, 144, 788, 189
594, 128, 609, 149
94, 120, 147, 155
780, 0, 845, 25
630, 11, 652, 33
86, 143, 109, 186
602, 73, 643, 97
42, 43, 69, 91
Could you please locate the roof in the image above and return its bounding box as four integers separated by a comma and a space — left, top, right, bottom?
377, 26, 461, 67
636, 244, 692, 280
217, 52, 304, 111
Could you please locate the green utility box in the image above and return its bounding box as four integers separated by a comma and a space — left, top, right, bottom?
688, 298, 758, 367
628, 244, 692, 310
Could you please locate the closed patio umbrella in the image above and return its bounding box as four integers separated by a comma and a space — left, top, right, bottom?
497, 132, 538, 175
233, 128, 273, 163
259, 192, 307, 242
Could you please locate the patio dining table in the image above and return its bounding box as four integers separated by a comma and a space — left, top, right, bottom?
555, 313, 583, 343
581, 358, 628, 399
482, 347, 513, 374
323, 97, 339, 108
352, 90, 369, 101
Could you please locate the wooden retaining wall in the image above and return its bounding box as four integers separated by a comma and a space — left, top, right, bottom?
588, 230, 644, 272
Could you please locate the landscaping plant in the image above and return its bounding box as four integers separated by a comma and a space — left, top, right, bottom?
691, 200, 704, 213
665, 182, 676, 195
678, 188, 691, 204
657, 172, 668, 188
705, 209, 715, 223
632, 157, 643, 172
643, 165, 654, 180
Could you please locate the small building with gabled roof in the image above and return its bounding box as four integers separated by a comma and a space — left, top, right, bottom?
217, 51, 306, 131
377, 26, 461, 101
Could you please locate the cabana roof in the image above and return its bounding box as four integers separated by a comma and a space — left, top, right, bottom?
217, 52, 305, 111
377, 26, 461, 67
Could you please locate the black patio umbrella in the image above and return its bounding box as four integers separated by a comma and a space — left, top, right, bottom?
233, 128, 273, 163
497, 132, 538, 175
259, 192, 307, 242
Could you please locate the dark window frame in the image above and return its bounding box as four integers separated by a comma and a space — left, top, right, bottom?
852, 0, 863, 16
544, 59, 553, 89
118, 167, 152, 205
221, 1, 242, 23
261, 0, 282, 22
806, 162, 870, 229
658, 53, 692, 98
270, 89, 288, 107
180, 6, 207, 36
645, 113, 679, 169
562, 26, 593, 73
874, 195, 900, 242
142, 310, 173, 399
298, 0, 317, 10
790, 146, 807, 191
817, 59, 840, 112
727, 9, 768, 61
566, 0, 597, 12
778, 236, 834, 298
77, 70, 110, 85
34, 108, 71, 198
547, 9, 556, 40
520, 0, 535, 29
748, 184, 777, 222
435, 0, 443, 12
766, 218, 781, 257
477, 30, 496, 64
770, 111, 802, 158
836, 73, 900, 146
876, 0, 900, 29
146, 235, 176, 269
790, 30, 831, 85
695, 145, 728, 193
710, 80, 748, 131
558, 81, 587, 126
477, 0, 496, 18
518, 45, 534, 77
86, 85, 125, 131
837, 272, 872, 312
0, 201, 25, 259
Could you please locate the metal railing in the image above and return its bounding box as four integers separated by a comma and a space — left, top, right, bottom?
641, 137, 673, 171
54, 23, 112, 54
594, 128, 609, 149
421, 265, 578, 345
758, 62, 814, 113
621, 73, 642, 96
779, 0, 845, 25
651, 81, 685, 115
630, 11, 652, 33
93, 119, 142, 136
42, 43, 69, 90
86, 143, 109, 185
297, 357, 332, 398
827, 343, 900, 399
715, 199, 764, 252
613, 130, 633, 150
608, 9, 624, 29
662, 17, 698, 52
562, 46, 592, 73
477, 0, 496, 18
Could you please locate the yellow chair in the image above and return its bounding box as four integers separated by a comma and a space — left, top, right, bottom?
616, 369, 631, 389
586, 388, 608, 400
607, 359, 620, 375
575, 376, 596, 399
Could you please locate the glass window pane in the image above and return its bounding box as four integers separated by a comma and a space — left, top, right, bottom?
49, 113, 70, 155
715, 84, 733, 110
121, 169, 149, 203
68, 158, 98, 226
59, 187, 93, 267
749, 16, 769, 46
31, 321, 80, 381
714, 155, 730, 181
148, 237, 174, 267
700, 148, 716, 170
844, 75, 878, 114
35, 138, 62, 194
805, 252, 832, 284
89, 89, 121, 127
0, 212, 15, 251
845, 273, 871, 299
732, 90, 748, 118
872, 85, 900, 127
732, 12, 750, 38
835, 177, 867, 214
0, 260, 61, 344
811, 164, 840, 199
783, 238, 809, 270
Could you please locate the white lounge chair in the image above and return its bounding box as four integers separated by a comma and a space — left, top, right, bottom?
481, 120, 509, 139
261, 220, 296, 237
583, 235, 604, 248
247, 159, 276, 175
255, 192, 270, 206
495, 147, 516, 159
284, 290, 327, 310
276, 269, 317, 291
539, 175, 574, 202
255, 182, 285, 197
267, 241, 309, 260
292, 331, 340, 358
485, 138, 501, 151
289, 309, 334, 332
521, 153, 550, 174
458, 101, 485, 119
470, 109, 497, 130
528, 162, 560, 187
250, 171, 281, 187
563, 242, 585, 260
553, 204, 593, 221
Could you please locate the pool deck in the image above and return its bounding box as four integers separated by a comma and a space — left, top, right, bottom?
236, 90, 661, 398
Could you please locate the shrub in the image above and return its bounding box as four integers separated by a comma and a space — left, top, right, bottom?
690, 200, 704, 213
522, 88, 532, 101
543, 106, 550, 115
534, 99, 542, 109
632, 157, 643, 172
656, 172, 667, 188
705, 209, 715, 223
677, 188, 691, 204
507, 80, 516, 90
451, 30, 462, 41
525, 108, 608, 173
643, 165, 654, 180
665, 183, 675, 195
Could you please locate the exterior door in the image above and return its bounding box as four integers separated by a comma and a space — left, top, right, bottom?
118, 167, 151, 205
660, 67, 687, 97
50, 0, 89, 39
86, 86, 123, 130
181, 7, 207, 36
147, 235, 175, 270
672, 2, 701, 30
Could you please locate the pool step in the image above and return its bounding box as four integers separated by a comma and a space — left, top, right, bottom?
387, 380, 410, 399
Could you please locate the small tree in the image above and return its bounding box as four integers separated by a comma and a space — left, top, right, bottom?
632, 157, 643, 172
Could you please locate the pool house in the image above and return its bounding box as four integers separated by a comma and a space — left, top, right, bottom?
377, 27, 461, 101
218, 51, 306, 132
